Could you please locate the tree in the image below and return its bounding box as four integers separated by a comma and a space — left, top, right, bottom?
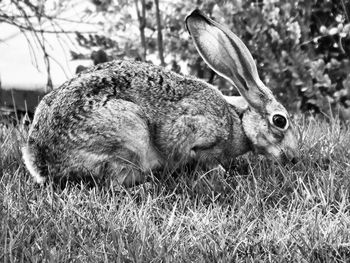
154, 0, 165, 66
134, 0, 147, 61
0, 0, 97, 91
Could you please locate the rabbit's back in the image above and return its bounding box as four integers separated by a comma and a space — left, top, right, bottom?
39, 60, 226, 122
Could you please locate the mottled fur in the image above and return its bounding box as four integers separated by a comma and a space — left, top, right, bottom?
23, 60, 249, 185
23, 10, 298, 187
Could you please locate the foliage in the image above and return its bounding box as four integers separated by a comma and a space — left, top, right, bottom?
2, 117, 350, 261
0, 0, 73, 91
0, 0, 100, 92
86, 0, 350, 117
230, 0, 350, 117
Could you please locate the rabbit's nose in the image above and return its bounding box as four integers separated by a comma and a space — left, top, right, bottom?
290, 157, 299, 165
284, 148, 299, 165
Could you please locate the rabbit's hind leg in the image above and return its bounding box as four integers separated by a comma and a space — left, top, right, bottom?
76, 99, 162, 187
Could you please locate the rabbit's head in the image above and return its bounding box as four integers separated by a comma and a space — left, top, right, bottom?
186, 9, 298, 164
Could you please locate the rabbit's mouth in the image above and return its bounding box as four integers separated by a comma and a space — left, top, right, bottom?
268, 149, 299, 166
253, 144, 299, 166
280, 149, 299, 165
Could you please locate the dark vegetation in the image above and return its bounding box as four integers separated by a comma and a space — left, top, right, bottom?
82, 0, 350, 117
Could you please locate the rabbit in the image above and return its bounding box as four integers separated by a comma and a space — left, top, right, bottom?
22, 9, 298, 187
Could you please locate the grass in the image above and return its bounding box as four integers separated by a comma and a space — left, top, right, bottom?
1, 116, 350, 262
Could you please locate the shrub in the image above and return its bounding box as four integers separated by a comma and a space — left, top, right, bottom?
83, 0, 350, 116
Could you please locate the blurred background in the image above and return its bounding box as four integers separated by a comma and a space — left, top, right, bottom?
0, 0, 349, 120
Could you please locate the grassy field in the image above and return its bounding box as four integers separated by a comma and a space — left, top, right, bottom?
1, 116, 350, 262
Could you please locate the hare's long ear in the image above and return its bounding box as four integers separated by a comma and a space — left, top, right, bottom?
185, 9, 274, 110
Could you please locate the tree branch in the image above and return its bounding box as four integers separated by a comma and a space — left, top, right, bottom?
154, 0, 165, 66
0, 18, 96, 34
134, 0, 147, 61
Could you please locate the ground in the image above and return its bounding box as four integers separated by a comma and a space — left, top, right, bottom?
1, 116, 350, 262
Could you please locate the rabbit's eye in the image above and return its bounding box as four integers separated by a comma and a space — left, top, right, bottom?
272, 114, 287, 129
